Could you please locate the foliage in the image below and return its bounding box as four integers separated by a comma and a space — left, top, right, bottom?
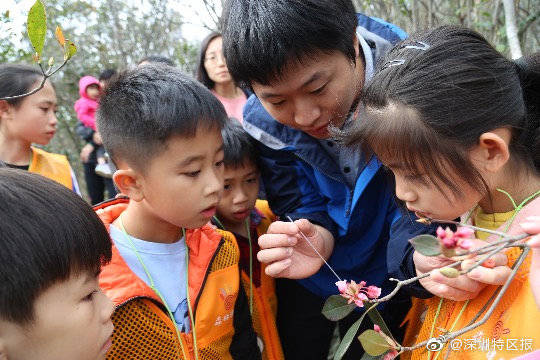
351, 0, 538, 56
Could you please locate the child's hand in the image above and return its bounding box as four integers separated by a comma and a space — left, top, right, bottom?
520, 216, 540, 309
257, 219, 333, 279
414, 239, 509, 301
80, 143, 94, 163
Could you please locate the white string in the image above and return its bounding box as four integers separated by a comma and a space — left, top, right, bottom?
286, 216, 342, 282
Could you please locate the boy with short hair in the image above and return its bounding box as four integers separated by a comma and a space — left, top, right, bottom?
211, 120, 284, 360
0, 169, 114, 360
95, 64, 260, 359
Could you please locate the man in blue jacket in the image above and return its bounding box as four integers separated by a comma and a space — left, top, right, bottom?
221, 1, 470, 358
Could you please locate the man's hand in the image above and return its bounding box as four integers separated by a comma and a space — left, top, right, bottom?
80, 143, 94, 163
257, 219, 334, 279
414, 239, 509, 301
521, 216, 540, 309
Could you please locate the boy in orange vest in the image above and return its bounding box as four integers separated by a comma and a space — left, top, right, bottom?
95, 64, 260, 359
211, 120, 284, 360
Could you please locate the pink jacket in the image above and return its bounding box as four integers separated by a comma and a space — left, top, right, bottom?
74, 76, 100, 131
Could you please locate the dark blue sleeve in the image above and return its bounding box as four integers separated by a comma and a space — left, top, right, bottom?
386, 201, 436, 299
255, 142, 338, 238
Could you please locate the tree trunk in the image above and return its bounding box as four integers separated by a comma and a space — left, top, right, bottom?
502, 0, 523, 59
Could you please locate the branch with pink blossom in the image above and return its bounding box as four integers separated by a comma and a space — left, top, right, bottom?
322, 219, 531, 360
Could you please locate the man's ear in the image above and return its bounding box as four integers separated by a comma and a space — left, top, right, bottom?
469, 128, 511, 174
113, 168, 144, 202
353, 35, 360, 59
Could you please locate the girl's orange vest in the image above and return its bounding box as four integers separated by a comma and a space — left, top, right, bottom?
28, 147, 73, 190
402, 197, 540, 360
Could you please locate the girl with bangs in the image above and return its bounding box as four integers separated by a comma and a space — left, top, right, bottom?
344, 26, 540, 359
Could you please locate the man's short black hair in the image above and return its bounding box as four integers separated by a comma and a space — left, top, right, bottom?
97, 64, 228, 171
0, 169, 111, 324
99, 68, 117, 82
138, 55, 175, 67
221, 119, 259, 170
222, 0, 357, 88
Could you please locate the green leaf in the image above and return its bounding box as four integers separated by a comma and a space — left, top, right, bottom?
65, 40, 77, 60
322, 295, 357, 321
439, 267, 459, 278
27, 0, 47, 56
367, 308, 397, 343
358, 330, 392, 356
334, 304, 375, 360
409, 234, 441, 256
359, 353, 382, 360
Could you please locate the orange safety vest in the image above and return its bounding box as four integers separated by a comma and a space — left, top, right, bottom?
28, 147, 73, 190
96, 198, 245, 360
245, 200, 284, 360
401, 197, 540, 360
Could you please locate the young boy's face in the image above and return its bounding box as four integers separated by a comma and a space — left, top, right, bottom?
137, 126, 225, 229
0, 271, 114, 360
216, 161, 260, 226
86, 84, 101, 100
251, 46, 363, 139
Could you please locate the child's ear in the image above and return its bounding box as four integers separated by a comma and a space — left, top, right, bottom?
113, 169, 144, 202
470, 128, 511, 173
0, 100, 12, 121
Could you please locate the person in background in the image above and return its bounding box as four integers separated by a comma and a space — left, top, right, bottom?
197, 32, 248, 123
77, 69, 118, 204
0, 64, 80, 193
137, 55, 175, 67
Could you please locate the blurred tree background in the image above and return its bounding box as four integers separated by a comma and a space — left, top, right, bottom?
1, 0, 538, 202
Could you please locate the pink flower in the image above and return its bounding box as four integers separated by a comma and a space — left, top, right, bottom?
441, 236, 457, 249
335, 280, 348, 293
436, 226, 475, 251
455, 227, 474, 238
374, 324, 381, 332
436, 226, 447, 239
383, 349, 399, 360
366, 285, 382, 299
336, 280, 382, 307
457, 239, 473, 250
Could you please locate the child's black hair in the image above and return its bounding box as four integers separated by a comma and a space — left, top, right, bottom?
0, 64, 43, 106
221, 0, 357, 89
97, 64, 228, 172
0, 169, 111, 324
196, 31, 223, 90
138, 55, 175, 67
221, 119, 259, 170
99, 68, 117, 82
344, 26, 540, 197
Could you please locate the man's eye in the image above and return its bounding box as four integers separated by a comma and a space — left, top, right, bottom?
311, 84, 326, 94
270, 100, 285, 106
